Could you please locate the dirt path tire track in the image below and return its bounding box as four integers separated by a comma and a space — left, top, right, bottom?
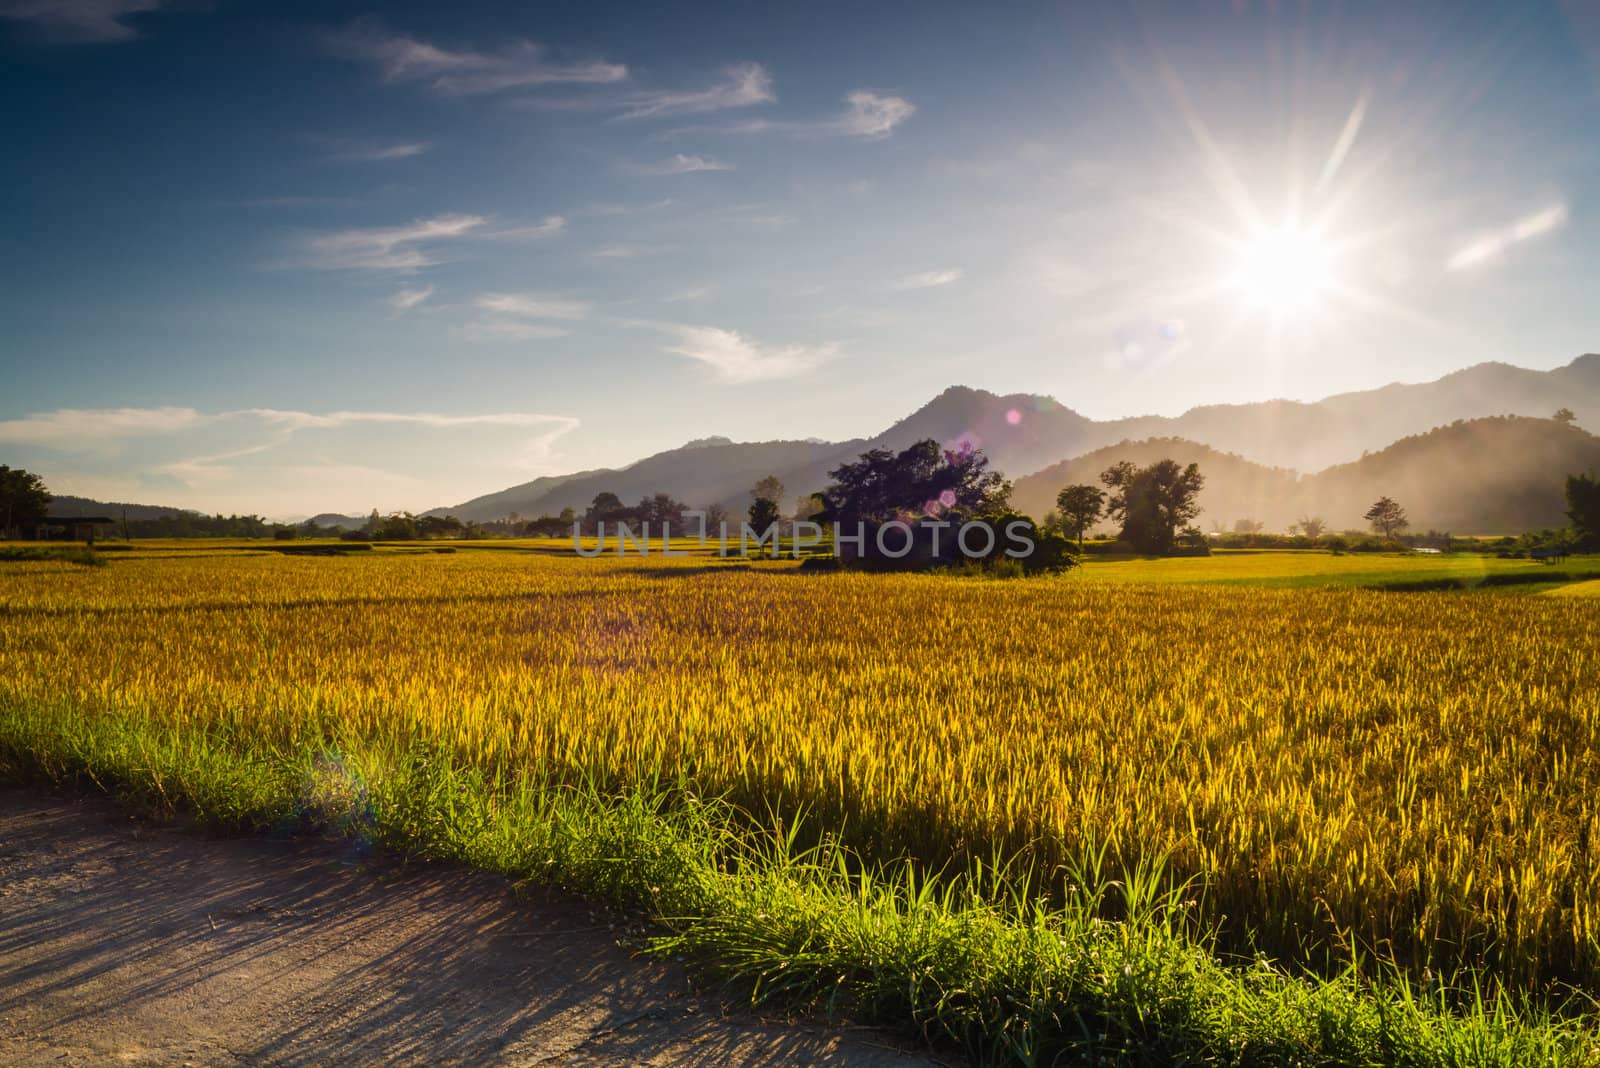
0, 791, 936, 1066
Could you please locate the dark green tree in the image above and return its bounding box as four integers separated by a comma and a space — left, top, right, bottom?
0, 465, 51, 538
1554, 407, 1578, 426
1567, 472, 1600, 546
1054, 483, 1105, 551
747, 495, 782, 531
1100, 459, 1204, 554
820, 439, 1010, 527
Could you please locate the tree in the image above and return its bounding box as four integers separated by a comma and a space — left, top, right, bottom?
1100, 459, 1204, 554
1554, 407, 1578, 426
748, 495, 781, 531
1365, 496, 1409, 540
820, 439, 1010, 528
0, 465, 51, 538
1567, 472, 1600, 545
1294, 516, 1327, 540
703, 503, 729, 536
1054, 484, 1105, 551
583, 492, 628, 531
1233, 518, 1264, 534
636, 492, 688, 529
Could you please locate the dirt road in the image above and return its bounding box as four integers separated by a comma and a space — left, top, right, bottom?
0, 791, 934, 1066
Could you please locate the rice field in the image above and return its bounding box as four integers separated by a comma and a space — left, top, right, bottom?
2, 543, 1598, 1063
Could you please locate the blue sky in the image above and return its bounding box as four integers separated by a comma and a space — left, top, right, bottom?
2, 0, 1597, 517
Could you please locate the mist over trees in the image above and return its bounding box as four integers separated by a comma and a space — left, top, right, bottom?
1365, 496, 1409, 539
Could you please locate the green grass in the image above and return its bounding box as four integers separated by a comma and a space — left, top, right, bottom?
0, 706, 1594, 1066
0, 545, 106, 566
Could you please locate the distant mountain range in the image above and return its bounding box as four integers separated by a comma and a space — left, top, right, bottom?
43, 355, 1599, 536
430, 353, 1599, 531
45, 495, 200, 522
1011, 417, 1600, 534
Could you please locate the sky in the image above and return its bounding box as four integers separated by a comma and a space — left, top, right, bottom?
2, 0, 1598, 518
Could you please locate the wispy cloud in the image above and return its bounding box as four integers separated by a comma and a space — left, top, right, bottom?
467, 292, 589, 340
388, 285, 434, 311
890, 268, 963, 291
626, 153, 733, 176
331, 141, 432, 162
464, 320, 572, 341
615, 62, 773, 119
0, 406, 202, 447
826, 91, 916, 138
295, 213, 485, 272
674, 90, 915, 140
289, 213, 562, 272
482, 215, 566, 241
653, 324, 836, 384
475, 293, 589, 320
665, 284, 716, 303
324, 17, 626, 95
0, 0, 163, 43
2, 406, 582, 515
1447, 203, 1569, 271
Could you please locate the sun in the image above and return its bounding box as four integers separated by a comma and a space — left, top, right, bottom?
1227, 224, 1335, 314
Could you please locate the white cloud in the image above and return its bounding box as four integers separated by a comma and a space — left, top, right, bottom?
665, 284, 716, 303
656, 324, 835, 384
830, 91, 916, 138
482, 215, 566, 241
468, 292, 589, 340
1447, 203, 1569, 271
334, 141, 432, 162
289, 213, 561, 273
589, 245, 651, 259
891, 268, 963, 291
296, 213, 485, 272
325, 18, 626, 95
0, 0, 162, 43
616, 62, 773, 120
0, 406, 203, 447
673, 89, 915, 140
464, 320, 572, 341
388, 285, 434, 310
628, 154, 733, 176
475, 293, 590, 320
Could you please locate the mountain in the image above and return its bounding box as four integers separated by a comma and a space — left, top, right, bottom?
435, 439, 852, 523
308, 513, 370, 529
46, 495, 199, 521
1099, 354, 1600, 473
1300, 416, 1600, 534
434, 354, 1599, 528
1011, 439, 1299, 533
1013, 417, 1600, 536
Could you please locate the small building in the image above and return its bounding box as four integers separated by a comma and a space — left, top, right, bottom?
42, 515, 116, 545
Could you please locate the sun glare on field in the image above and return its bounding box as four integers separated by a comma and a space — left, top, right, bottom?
1227, 224, 1336, 314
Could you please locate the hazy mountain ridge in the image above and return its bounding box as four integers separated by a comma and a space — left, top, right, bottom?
42, 356, 1597, 532
45, 495, 200, 522
1012, 416, 1600, 535
436, 354, 1597, 526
